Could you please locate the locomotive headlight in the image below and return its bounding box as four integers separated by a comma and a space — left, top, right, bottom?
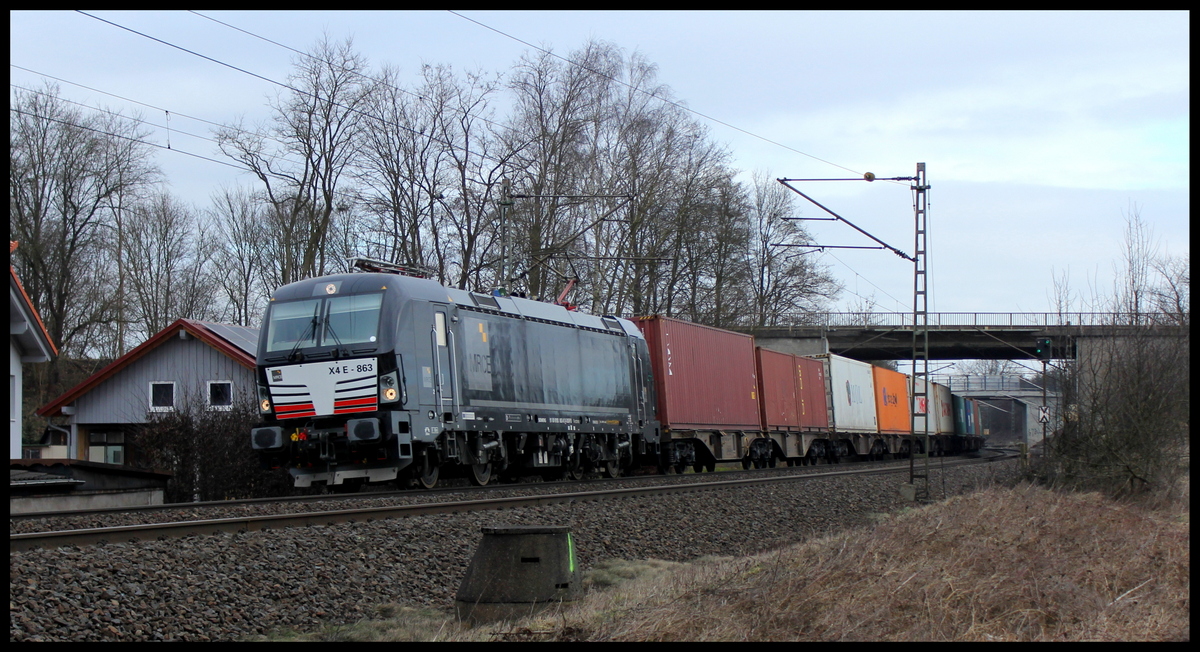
257, 384, 273, 413
379, 371, 402, 403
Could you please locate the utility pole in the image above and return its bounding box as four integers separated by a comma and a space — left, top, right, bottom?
775, 167, 931, 501
908, 163, 932, 503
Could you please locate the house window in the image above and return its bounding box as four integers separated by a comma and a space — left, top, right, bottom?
88, 431, 125, 465
150, 382, 175, 412
208, 381, 233, 411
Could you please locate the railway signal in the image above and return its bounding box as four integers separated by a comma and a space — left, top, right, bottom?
1035, 337, 1053, 359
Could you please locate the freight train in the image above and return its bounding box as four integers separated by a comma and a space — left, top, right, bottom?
250, 262, 984, 490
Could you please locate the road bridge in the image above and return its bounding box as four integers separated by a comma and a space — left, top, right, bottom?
740, 312, 1184, 361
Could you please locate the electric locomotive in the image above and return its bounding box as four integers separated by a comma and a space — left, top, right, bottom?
250, 259, 660, 490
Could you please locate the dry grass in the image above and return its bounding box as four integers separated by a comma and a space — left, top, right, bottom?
492, 480, 1190, 642
269, 479, 1189, 642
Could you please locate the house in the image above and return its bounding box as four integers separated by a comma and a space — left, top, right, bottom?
34, 319, 260, 464
10, 241, 58, 459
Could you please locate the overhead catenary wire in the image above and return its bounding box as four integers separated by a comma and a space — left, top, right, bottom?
72, 10, 509, 175
447, 10, 887, 183
9, 106, 244, 171
70, 10, 888, 201
46, 10, 915, 305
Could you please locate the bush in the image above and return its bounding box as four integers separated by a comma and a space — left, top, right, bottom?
127, 393, 294, 502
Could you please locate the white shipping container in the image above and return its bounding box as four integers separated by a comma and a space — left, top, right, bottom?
909, 378, 955, 436
821, 354, 878, 433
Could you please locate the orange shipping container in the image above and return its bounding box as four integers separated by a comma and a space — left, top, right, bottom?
871, 366, 912, 435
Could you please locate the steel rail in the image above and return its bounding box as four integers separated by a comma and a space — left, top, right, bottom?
11, 452, 1013, 553
10, 443, 974, 522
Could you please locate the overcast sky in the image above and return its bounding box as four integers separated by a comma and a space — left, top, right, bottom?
10, 10, 1190, 324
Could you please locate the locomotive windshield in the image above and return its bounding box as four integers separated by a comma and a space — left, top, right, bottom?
264, 292, 384, 354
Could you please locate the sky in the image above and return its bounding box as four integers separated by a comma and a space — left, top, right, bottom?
9, 10, 1190, 325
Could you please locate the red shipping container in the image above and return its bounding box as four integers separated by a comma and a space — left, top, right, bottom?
756, 347, 799, 430
794, 355, 830, 432
756, 348, 830, 433
634, 316, 760, 431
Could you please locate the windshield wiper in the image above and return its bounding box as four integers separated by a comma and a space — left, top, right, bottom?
324, 315, 347, 359
288, 304, 321, 362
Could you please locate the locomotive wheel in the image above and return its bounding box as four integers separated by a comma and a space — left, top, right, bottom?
601, 461, 620, 478
469, 462, 493, 486
416, 456, 439, 490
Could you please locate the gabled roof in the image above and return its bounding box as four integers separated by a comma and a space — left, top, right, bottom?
37, 318, 259, 418
9, 241, 58, 361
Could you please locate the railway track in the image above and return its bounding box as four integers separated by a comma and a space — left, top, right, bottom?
11, 450, 1013, 552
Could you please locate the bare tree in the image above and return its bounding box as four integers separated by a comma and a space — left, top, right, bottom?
208, 186, 268, 327
503, 41, 623, 299
1151, 252, 1189, 326
120, 191, 224, 341
1035, 208, 1189, 498
745, 170, 841, 327
216, 35, 373, 287
10, 82, 160, 358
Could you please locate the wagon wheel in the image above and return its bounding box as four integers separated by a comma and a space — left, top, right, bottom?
601, 460, 620, 479
469, 462, 493, 486
741, 457, 752, 470
692, 462, 704, 473
415, 453, 439, 490
673, 462, 687, 475
567, 461, 586, 481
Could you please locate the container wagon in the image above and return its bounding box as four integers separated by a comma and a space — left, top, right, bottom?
808, 353, 879, 462
753, 348, 830, 467
869, 365, 911, 459
634, 316, 760, 473
910, 378, 956, 456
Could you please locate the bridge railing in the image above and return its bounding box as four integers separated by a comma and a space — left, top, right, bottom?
929, 374, 1047, 392
768, 312, 1175, 328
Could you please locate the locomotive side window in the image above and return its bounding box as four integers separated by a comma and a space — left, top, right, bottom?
435, 311, 448, 347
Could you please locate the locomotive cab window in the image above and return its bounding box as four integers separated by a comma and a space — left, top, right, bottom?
325, 293, 384, 346
265, 293, 383, 353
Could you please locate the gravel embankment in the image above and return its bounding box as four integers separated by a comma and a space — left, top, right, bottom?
10, 458, 1021, 641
